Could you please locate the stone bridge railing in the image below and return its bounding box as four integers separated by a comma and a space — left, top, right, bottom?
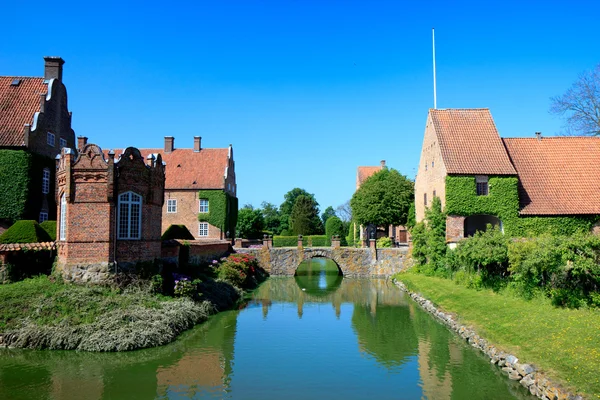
235, 246, 408, 277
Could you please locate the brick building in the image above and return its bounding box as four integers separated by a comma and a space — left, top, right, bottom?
415, 108, 600, 243
56, 143, 165, 282
108, 136, 237, 241
0, 56, 75, 230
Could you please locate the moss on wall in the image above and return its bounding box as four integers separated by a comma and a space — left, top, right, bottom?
445, 175, 596, 237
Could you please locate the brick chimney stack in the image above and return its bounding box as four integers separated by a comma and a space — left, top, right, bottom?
164, 136, 174, 153
44, 56, 65, 82
77, 136, 88, 151
380, 160, 386, 168
194, 136, 201, 152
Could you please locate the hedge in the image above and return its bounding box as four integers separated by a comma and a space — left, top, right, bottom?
325, 216, 346, 246
0, 220, 52, 244
273, 235, 330, 247
445, 176, 597, 237
162, 224, 195, 240
39, 221, 57, 241
197, 190, 238, 238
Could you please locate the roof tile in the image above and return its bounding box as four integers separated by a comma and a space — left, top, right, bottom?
430, 109, 516, 175
0, 76, 46, 147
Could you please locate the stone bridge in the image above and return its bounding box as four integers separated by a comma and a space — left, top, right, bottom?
235, 247, 409, 277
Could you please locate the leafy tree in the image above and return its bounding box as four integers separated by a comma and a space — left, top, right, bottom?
406, 202, 416, 230
325, 216, 347, 245
350, 168, 414, 227
410, 222, 428, 266
237, 206, 265, 239
321, 206, 336, 226
550, 64, 600, 136
289, 195, 323, 235
260, 201, 282, 234
279, 188, 318, 234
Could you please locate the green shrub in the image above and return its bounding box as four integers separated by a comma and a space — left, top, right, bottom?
217, 253, 260, 288
376, 237, 392, 248
39, 221, 56, 241
161, 224, 195, 240
410, 222, 427, 266
273, 235, 303, 247
0, 220, 52, 244
325, 217, 346, 246
424, 197, 446, 268
197, 190, 237, 238
307, 235, 328, 247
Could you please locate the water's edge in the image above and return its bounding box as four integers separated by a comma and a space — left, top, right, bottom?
392, 279, 584, 400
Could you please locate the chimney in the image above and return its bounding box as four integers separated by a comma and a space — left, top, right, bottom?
44, 56, 65, 82
164, 136, 174, 153
380, 160, 386, 168
194, 136, 201, 152
77, 136, 88, 151
535, 132, 542, 140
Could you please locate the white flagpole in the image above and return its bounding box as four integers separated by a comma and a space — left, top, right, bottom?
432, 28, 437, 109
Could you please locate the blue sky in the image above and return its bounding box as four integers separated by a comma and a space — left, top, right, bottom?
3, 0, 599, 213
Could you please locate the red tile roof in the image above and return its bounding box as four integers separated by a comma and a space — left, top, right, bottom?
109, 148, 229, 190
503, 137, 600, 215
0, 241, 55, 252
0, 77, 46, 147
356, 166, 382, 188
430, 109, 516, 175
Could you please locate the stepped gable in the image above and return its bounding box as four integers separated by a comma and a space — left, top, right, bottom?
503, 137, 600, 215
430, 108, 516, 175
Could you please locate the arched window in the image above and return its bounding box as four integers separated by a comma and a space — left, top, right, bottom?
118, 192, 142, 239
42, 168, 50, 194
59, 193, 66, 240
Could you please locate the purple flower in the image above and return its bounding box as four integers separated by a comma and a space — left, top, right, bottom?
212, 260, 218, 264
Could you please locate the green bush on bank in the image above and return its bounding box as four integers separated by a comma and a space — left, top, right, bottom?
0, 220, 52, 244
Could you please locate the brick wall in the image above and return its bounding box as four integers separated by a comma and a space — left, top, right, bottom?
446, 215, 465, 243
163, 189, 224, 240
415, 113, 448, 222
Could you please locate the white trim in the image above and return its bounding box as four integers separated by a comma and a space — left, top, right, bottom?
46, 78, 55, 101
31, 112, 40, 131
59, 194, 66, 240
199, 198, 209, 213
167, 199, 177, 213
198, 222, 209, 237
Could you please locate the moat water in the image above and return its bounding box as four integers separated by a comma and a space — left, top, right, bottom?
0, 258, 531, 399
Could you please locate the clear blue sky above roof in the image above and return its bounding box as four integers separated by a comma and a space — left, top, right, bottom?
2, 0, 599, 212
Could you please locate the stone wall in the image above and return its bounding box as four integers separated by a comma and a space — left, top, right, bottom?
235, 247, 408, 277
161, 240, 231, 266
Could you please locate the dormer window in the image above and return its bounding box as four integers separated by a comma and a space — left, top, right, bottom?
47, 132, 55, 147
476, 175, 489, 196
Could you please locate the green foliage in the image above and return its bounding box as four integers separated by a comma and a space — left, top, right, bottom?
351, 168, 414, 226
0, 220, 52, 244
325, 216, 347, 246
321, 206, 336, 226
445, 175, 596, 237
346, 221, 359, 247
279, 188, 318, 234
273, 236, 300, 247
508, 234, 600, 307
161, 224, 195, 240
261, 201, 283, 235
376, 237, 392, 248
307, 235, 328, 247
410, 222, 427, 266
236, 207, 265, 239
289, 194, 323, 235
0, 150, 56, 223
217, 253, 260, 288
197, 190, 238, 237
406, 202, 416, 230
39, 221, 56, 241
273, 235, 330, 247
425, 197, 447, 268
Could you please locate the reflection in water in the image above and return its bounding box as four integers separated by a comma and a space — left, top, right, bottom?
294, 257, 343, 297
0, 274, 531, 400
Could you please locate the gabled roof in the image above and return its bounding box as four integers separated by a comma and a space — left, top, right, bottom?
109, 147, 230, 190
0, 77, 46, 147
502, 137, 600, 215
430, 108, 516, 175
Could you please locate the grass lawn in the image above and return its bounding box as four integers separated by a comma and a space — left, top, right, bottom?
396, 271, 600, 399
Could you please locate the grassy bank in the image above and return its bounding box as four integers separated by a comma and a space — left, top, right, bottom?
396, 271, 600, 398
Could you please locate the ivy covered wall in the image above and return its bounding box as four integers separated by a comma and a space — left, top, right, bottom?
197, 190, 238, 238
445, 175, 597, 237
0, 150, 55, 224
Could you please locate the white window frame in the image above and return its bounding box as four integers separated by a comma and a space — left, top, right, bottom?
59, 193, 66, 240
167, 199, 177, 213
59, 138, 67, 149
47, 132, 55, 147
117, 191, 142, 240
39, 211, 48, 223
198, 222, 209, 237
42, 168, 50, 194
199, 199, 209, 213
